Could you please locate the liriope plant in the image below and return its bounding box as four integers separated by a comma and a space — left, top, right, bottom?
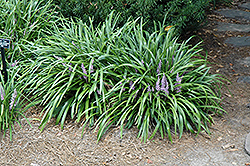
0, 63, 34, 140
0, 0, 58, 61
20, 13, 227, 142
94, 21, 228, 142
19, 12, 130, 131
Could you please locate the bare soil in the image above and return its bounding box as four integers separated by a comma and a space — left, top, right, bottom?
1, 1, 250, 165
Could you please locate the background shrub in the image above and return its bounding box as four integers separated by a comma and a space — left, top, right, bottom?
51, 0, 232, 35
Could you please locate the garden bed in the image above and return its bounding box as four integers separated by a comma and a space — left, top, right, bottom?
1, 1, 250, 164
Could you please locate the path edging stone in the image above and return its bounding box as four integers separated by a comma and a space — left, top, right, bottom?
215, 9, 250, 21
216, 22, 250, 32
225, 36, 250, 47
239, 2, 250, 10
245, 132, 250, 156
237, 76, 250, 84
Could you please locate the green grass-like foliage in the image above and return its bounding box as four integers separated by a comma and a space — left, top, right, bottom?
21, 13, 226, 142
0, 0, 58, 60
0, 64, 33, 140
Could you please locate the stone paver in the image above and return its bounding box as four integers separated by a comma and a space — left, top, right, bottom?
216, 9, 250, 20
225, 36, 250, 47
237, 57, 250, 67
216, 22, 250, 32
240, 2, 250, 10
237, 76, 250, 84
245, 133, 250, 155
247, 103, 250, 108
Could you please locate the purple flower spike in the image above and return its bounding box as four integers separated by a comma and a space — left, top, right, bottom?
176, 73, 181, 82
161, 73, 169, 94
165, 79, 169, 94
53, 55, 62, 60
129, 81, 135, 90
81, 63, 88, 80
147, 84, 151, 92
11, 60, 17, 67
135, 68, 138, 73
29, 20, 38, 28
90, 59, 94, 73
141, 60, 144, 65
170, 66, 174, 73
157, 60, 162, 74
9, 89, 17, 111
0, 86, 5, 101
174, 73, 182, 93
53, 55, 66, 66
155, 76, 160, 91
182, 71, 188, 77
119, 82, 125, 91
161, 73, 166, 90
23, 29, 26, 37
72, 41, 79, 49
133, 90, 139, 99
69, 63, 73, 72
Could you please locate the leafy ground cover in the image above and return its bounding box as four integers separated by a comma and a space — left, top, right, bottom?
21, 15, 227, 142
52, 0, 232, 34
0, 0, 230, 142
0, 65, 33, 140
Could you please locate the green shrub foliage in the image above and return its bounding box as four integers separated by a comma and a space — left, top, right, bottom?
22, 13, 227, 142
0, 0, 58, 60
51, 0, 231, 34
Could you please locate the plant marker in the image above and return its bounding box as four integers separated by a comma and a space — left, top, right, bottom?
0, 39, 10, 83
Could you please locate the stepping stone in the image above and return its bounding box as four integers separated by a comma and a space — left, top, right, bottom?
247, 103, 250, 108
237, 57, 250, 67
240, 2, 250, 10
225, 36, 250, 47
245, 132, 250, 155
237, 76, 250, 83
215, 9, 250, 21
216, 22, 250, 32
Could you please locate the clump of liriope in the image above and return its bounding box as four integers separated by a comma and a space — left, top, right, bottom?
20, 13, 227, 142
0, 63, 33, 140
0, 0, 58, 60
19, 12, 135, 131
21, 54, 108, 131
95, 23, 227, 142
